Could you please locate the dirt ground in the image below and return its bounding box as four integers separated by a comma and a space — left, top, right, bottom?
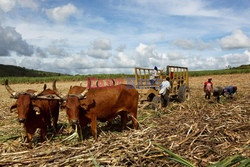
0, 73, 249, 166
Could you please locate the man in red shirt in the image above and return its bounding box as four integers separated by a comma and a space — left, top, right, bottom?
204, 78, 213, 99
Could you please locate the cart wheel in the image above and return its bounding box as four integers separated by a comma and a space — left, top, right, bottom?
178, 85, 190, 102
151, 96, 160, 109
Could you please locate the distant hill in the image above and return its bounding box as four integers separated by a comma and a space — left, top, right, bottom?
231, 64, 250, 69
0, 64, 66, 77
1, 63, 250, 78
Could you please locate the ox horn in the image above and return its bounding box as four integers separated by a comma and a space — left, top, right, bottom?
52, 80, 67, 101
4, 80, 18, 98
52, 80, 61, 96
52, 80, 57, 91
79, 89, 88, 99
43, 84, 47, 91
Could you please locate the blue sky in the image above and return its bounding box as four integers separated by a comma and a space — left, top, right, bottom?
0, 0, 250, 75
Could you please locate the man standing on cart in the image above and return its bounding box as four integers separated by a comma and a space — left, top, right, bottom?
150, 66, 159, 86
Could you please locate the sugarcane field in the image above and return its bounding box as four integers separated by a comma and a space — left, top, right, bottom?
0, 73, 249, 167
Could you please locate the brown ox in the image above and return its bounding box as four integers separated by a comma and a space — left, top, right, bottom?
61, 84, 139, 140
62, 85, 87, 125
5, 80, 60, 147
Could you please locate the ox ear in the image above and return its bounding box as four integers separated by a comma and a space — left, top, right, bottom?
80, 99, 96, 110
31, 101, 41, 115
80, 99, 95, 110
10, 103, 17, 112
33, 106, 41, 115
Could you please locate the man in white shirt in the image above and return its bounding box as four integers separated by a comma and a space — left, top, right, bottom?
159, 77, 171, 107
150, 66, 159, 85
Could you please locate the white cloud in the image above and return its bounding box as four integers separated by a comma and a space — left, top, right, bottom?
55, 55, 92, 69
87, 38, 112, 59
219, 30, 250, 50
19, 56, 42, 70
112, 52, 136, 68
134, 44, 190, 69
0, 25, 34, 56
93, 38, 112, 50
131, 0, 220, 17
167, 51, 186, 60
244, 49, 250, 62
45, 3, 78, 22
116, 44, 126, 52
173, 39, 212, 50
222, 52, 250, 66
47, 45, 69, 57
0, 0, 15, 12
18, 0, 38, 10
136, 43, 157, 58
0, 0, 38, 12
134, 43, 159, 67
0, 57, 17, 65
87, 49, 112, 59
35, 47, 47, 58
173, 39, 195, 50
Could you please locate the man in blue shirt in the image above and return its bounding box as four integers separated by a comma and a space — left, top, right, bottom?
224, 86, 237, 98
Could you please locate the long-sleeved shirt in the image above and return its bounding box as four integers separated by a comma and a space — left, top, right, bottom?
159, 80, 171, 95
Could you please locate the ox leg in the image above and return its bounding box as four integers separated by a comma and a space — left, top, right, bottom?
25, 125, 36, 148
90, 116, 98, 140
120, 111, 128, 130
52, 103, 59, 134
216, 96, 220, 103
130, 111, 139, 130
40, 124, 47, 142
45, 115, 52, 130
52, 118, 58, 134
52, 112, 59, 134
79, 116, 90, 139
26, 133, 33, 148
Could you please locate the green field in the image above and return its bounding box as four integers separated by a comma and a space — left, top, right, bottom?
1, 64, 250, 84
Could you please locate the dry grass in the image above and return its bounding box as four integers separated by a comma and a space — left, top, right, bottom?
0, 74, 249, 166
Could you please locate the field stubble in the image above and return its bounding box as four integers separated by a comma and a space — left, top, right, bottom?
0, 74, 249, 166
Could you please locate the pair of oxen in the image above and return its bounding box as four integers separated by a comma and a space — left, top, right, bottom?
5, 80, 139, 147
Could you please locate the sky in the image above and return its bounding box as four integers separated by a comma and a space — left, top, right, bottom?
0, 0, 250, 75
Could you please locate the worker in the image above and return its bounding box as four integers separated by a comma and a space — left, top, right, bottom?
150, 66, 159, 85
159, 77, 171, 107
204, 78, 213, 99
224, 86, 237, 98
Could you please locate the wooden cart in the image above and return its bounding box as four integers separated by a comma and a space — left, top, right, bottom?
134, 66, 190, 105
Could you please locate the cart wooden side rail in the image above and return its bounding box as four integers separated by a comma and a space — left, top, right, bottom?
134, 67, 164, 89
